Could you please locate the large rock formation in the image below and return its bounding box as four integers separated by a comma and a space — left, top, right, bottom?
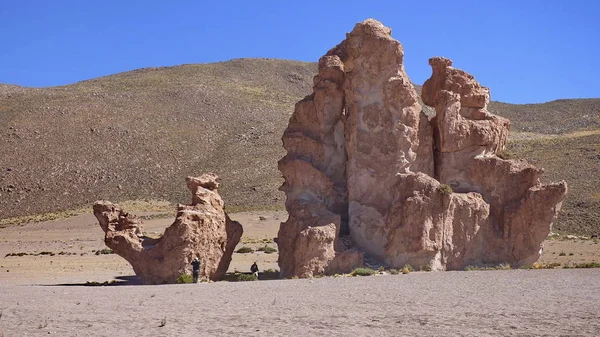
277, 19, 567, 277
93, 173, 243, 284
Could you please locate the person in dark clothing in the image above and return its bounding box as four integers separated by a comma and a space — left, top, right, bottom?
191, 257, 201, 283
251, 262, 259, 277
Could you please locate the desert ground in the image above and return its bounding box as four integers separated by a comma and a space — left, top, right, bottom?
0, 269, 599, 336
0, 211, 286, 285
1, 211, 599, 336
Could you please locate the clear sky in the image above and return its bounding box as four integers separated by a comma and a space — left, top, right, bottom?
1, 0, 598, 103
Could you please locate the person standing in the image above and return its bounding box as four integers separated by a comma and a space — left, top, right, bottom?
192, 257, 201, 283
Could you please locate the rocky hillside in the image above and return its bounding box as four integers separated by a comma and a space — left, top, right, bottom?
1, 58, 599, 234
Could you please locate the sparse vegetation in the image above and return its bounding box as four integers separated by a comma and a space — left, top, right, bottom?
0, 208, 87, 228
241, 236, 276, 244
5, 251, 66, 257
257, 245, 277, 254
437, 184, 453, 195
389, 269, 399, 275
521, 262, 562, 269
236, 246, 254, 254
175, 274, 193, 284
5, 252, 28, 257
350, 268, 376, 276
565, 262, 600, 268
222, 271, 260, 282
496, 149, 514, 160
536, 262, 561, 269
559, 252, 567, 256
85, 280, 116, 286
402, 264, 414, 274
236, 273, 258, 281
0, 200, 176, 229
261, 269, 280, 280
465, 263, 512, 271
95, 248, 114, 255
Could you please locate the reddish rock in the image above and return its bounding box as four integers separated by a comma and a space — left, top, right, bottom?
277, 19, 567, 277
422, 57, 491, 109
93, 173, 242, 284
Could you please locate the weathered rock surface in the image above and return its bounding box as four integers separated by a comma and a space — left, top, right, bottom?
277, 19, 567, 277
93, 173, 242, 284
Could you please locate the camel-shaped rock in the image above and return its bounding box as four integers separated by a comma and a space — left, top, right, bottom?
93, 173, 242, 284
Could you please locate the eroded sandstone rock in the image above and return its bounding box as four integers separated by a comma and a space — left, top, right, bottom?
93, 173, 242, 284
424, 58, 567, 267
278, 19, 567, 277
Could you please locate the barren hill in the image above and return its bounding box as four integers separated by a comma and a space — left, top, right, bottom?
1, 59, 599, 234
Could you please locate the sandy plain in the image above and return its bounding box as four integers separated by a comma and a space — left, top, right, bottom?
1, 211, 599, 336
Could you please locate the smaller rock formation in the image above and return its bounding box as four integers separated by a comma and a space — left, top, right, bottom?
93, 173, 242, 284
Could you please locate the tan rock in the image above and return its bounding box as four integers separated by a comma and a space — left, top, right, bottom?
432, 89, 510, 156
93, 173, 242, 284
422, 57, 491, 109
278, 19, 427, 277
423, 56, 567, 268
277, 32, 363, 277
278, 19, 567, 276
382, 173, 489, 270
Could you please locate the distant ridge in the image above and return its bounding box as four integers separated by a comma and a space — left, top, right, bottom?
1, 58, 599, 234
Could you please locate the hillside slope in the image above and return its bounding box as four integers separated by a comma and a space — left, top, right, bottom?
1, 59, 599, 234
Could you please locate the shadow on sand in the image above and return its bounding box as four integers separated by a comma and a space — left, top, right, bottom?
48, 275, 143, 287
46, 271, 283, 286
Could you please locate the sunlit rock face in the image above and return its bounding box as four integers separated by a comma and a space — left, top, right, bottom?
277, 19, 567, 277
94, 173, 243, 284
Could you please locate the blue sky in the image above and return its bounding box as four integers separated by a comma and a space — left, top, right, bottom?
1, 0, 598, 103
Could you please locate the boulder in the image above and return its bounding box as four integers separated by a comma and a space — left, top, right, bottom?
93, 173, 242, 284
277, 19, 567, 277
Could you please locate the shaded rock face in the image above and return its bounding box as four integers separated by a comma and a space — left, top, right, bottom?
277, 19, 567, 277
93, 173, 242, 284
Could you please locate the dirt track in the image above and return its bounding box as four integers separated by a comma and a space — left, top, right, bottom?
1, 269, 599, 336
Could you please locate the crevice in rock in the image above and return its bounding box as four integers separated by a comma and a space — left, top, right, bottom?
431, 116, 442, 182
277, 19, 567, 277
